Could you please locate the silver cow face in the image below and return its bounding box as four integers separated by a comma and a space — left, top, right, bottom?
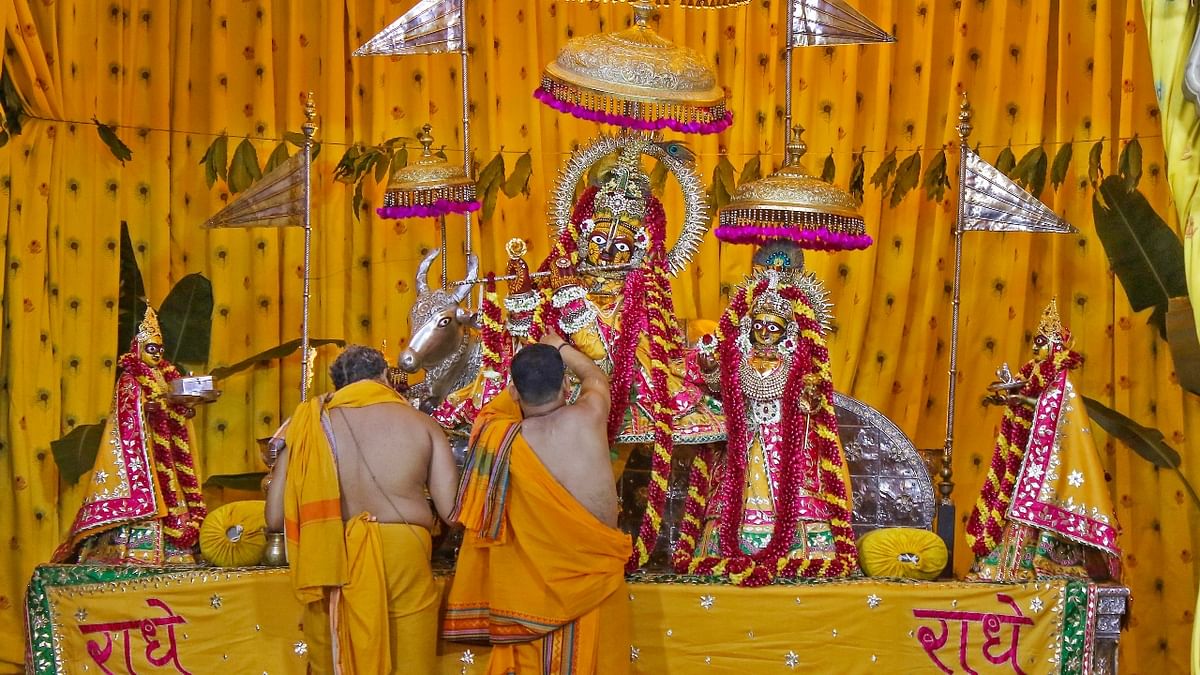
398, 249, 478, 374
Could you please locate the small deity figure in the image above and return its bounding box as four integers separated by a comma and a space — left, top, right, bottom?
966, 299, 1121, 581
54, 308, 207, 565
676, 249, 858, 585
431, 239, 536, 433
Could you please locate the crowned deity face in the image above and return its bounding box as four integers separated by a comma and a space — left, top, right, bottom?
1031, 333, 1058, 362
750, 311, 789, 349
140, 341, 164, 368
584, 214, 641, 268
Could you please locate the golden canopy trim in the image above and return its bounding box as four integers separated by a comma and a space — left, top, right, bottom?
378, 124, 479, 220
560, 0, 751, 7
717, 127, 871, 251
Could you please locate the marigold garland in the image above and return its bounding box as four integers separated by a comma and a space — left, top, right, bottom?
542, 185, 681, 570
965, 346, 1082, 557
119, 346, 206, 549
672, 279, 858, 585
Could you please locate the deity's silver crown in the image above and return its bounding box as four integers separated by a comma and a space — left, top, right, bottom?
592, 143, 651, 222
743, 267, 833, 335
752, 287, 793, 319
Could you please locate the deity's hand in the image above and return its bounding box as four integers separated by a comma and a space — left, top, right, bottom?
507, 257, 533, 294
797, 374, 825, 415
505, 239, 533, 294
549, 255, 582, 290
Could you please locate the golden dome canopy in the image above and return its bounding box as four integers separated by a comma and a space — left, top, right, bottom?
535, 3, 733, 134
717, 127, 871, 251
379, 124, 479, 219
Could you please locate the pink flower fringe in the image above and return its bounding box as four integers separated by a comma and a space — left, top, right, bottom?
533, 87, 733, 135
376, 200, 481, 220
714, 225, 874, 251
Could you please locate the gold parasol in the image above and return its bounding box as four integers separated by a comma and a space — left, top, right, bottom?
377, 124, 479, 219
717, 126, 870, 251
534, 1, 738, 134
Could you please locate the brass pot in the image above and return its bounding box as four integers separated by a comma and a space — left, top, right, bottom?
261, 531, 288, 566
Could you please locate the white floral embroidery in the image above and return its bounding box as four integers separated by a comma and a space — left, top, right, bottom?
1067, 470, 1084, 488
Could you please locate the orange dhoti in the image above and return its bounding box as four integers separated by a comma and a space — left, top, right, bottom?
444, 390, 632, 675
303, 519, 439, 674
282, 380, 439, 674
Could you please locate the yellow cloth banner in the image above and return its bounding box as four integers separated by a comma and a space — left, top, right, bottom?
437, 578, 1099, 675
27, 566, 1100, 674
26, 566, 306, 674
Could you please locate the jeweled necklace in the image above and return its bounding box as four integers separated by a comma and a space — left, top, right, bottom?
739, 351, 790, 402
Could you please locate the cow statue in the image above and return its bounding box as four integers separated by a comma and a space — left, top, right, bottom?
398, 248, 482, 412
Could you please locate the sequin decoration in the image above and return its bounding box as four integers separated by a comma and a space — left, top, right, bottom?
785, 651, 800, 668
866, 594, 881, 609
294, 641, 308, 656
700, 594, 715, 609
460, 650, 475, 664
209, 594, 222, 609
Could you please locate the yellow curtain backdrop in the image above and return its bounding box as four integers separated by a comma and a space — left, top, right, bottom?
0, 1, 1196, 672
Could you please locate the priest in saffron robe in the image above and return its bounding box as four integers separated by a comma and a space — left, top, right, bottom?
266, 346, 459, 674
966, 299, 1122, 581
444, 336, 631, 674
54, 307, 206, 565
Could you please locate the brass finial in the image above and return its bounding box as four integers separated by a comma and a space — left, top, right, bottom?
631, 0, 655, 27
302, 91, 318, 139
956, 91, 972, 145
783, 125, 808, 166
417, 124, 435, 157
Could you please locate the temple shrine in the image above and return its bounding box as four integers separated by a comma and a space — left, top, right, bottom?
5, 0, 1199, 673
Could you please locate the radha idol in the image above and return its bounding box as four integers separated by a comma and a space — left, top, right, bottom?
675, 252, 858, 585
54, 308, 207, 565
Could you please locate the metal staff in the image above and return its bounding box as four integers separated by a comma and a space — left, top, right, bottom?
460, 0, 474, 295
300, 93, 318, 401
941, 93, 972, 503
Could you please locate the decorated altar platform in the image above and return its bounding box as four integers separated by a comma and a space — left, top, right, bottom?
25, 564, 1127, 674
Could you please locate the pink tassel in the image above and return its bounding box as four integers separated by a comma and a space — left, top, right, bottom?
377, 200, 482, 220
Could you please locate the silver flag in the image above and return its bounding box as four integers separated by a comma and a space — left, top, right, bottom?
960, 148, 1077, 234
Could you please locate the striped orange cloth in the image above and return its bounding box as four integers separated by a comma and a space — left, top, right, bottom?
444, 389, 632, 674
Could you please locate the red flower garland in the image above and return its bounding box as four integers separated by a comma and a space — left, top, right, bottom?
965, 345, 1082, 557
542, 185, 680, 570
673, 280, 858, 585
118, 347, 206, 549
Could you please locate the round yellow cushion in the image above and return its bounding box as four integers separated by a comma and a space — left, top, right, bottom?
200, 500, 267, 567
857, 527, 948, 580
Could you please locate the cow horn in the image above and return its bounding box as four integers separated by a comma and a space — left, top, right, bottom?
452, 254, 479, 303
415, 248, 439, 295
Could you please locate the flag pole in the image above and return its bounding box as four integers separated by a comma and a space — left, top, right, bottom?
936, 92, 971, 575
300, 93, 318, 401
460, 0, 474, 307
943, 93, 972, 497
